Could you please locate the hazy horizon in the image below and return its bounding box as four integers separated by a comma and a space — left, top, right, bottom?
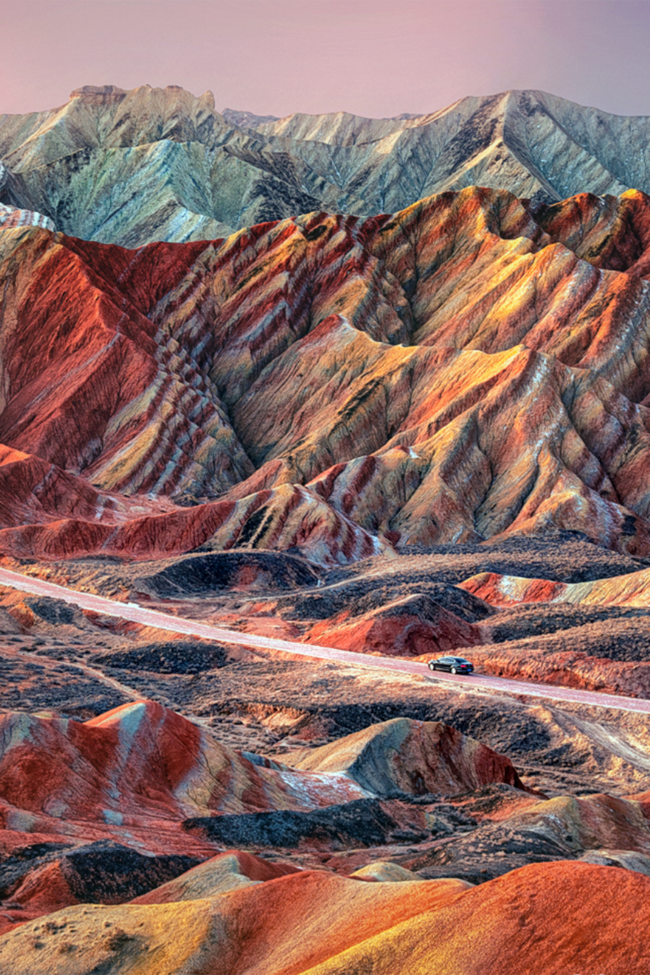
2, 1, 650, 120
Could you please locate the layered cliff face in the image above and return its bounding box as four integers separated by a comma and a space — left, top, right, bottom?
0, 165, 54, 231
0, 86, 337, 247
2, 185, 650, 563
3, 85, 650, 246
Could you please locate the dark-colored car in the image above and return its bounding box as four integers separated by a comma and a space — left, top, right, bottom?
428, 656, 474, 675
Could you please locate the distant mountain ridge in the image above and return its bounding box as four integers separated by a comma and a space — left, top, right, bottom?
1, 85, 650, 246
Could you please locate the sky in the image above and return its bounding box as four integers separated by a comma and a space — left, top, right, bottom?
1, 0, 650, 119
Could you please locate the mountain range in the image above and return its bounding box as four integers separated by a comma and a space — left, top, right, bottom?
4, 83, 650, 973
3, 181, 650, 564
2, 85, 650, 246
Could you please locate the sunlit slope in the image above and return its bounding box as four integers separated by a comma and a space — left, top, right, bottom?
2, 186, 650, 562
0, 862, 648, 975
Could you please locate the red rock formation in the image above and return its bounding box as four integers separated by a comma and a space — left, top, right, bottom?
303, 594, 482, 657
0, 708, 522, 845
0, 700, 376, 849
538, 189, 650, 277
6, 86, 650, 248
461, 565, 650, 609
1, 861, 649, 973
0, 703, 528, 931
451, 566, 650, 696
131, 850, 300, 905
3, 185, 650, 563
288, 717, 525, 795
0, 202, 54, 231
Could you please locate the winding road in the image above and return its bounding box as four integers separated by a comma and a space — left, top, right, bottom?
2, 566, 650, 715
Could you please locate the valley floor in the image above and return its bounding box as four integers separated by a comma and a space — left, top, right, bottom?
1, 536, 650, 972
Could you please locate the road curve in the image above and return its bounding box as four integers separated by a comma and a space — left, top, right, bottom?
2, 566, 650, 715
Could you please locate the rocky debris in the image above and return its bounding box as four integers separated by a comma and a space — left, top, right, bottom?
1, 641, 650, 963
320, 534, 645, 588
471, 619, 650, 698
450, 561, 650, 695
139, 551, 321, 597
4, 82, 650, 969
0, 841, 199, 932
183, 794, 488, 855
282, 575, 493, 623
0, 842, 71, 900
0, 706, 522, 838
183, 798, 417, 850
5, 541, 650, 794
0, 841, 197, 904
404, 789, 650, 885
89, 641, 232, 675
478, 601, 650, 645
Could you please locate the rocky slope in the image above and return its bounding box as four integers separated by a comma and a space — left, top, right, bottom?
446, 557, 650, 696
6, 82, 650, 975
462, 563, 650, 609
5, 538, 650, 791
3, 86, 650, 246
3, 695, 650, 974
0, 701, 526, 930
3, 860, 650, 974
3, 186, 650, 564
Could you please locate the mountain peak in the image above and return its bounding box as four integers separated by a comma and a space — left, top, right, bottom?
69, 84, 128, 102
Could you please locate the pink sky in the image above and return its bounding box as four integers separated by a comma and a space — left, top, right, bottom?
1, 1, 649, 119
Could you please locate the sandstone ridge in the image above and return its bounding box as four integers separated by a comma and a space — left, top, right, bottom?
0, 860, 648, 974
3, 186, 650, 563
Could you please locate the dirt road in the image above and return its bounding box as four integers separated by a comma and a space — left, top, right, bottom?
2, 566, 649, 715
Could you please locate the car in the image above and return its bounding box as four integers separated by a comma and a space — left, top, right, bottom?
428, 656, 474, 675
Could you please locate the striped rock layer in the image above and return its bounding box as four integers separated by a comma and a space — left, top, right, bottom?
0, 699, 369, 847
0, 702, 522, 927
4, 702, 650, 968
0, 705, 521, 845
461, 565, 650, 609
3, 186, 650, 562
0, 204, 54, 232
